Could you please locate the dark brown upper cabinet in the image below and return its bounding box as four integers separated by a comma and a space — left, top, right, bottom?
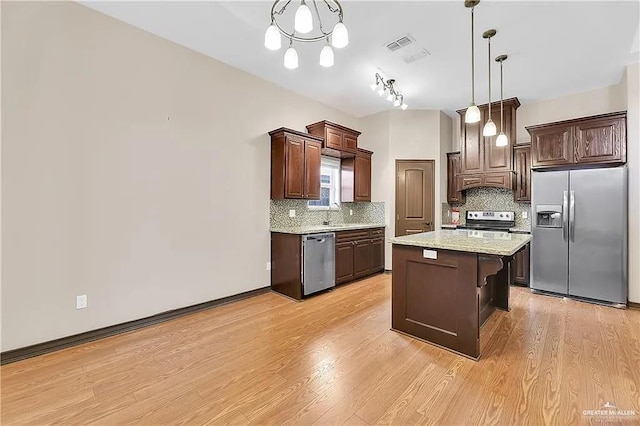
527, 112, 626, 169
269, 128, 323, 200
456, 98, 520, 191
446, 152, 465, 204
513, 144, 531, 202
306, 120, 361, 157
342, 148, 372, 202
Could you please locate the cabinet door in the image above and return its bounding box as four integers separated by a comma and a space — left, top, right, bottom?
284, 136, 305, 198
304, 140, 321, 200
483, 105, 513, 172
325, 127, 343, 150
514, 145, 531, 202
530, 124, 574, 168
514, 243, 530, 286
354, 153, 372, 202
447, 152, 464, 204
459, 113, 483, 174
370, 238, 385, 272
335, 241, 354, 284
343, 133, 358, 154
574, 116, 626, 165
353, 239, 372, 277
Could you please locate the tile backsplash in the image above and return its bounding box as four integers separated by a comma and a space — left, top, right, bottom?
443, 188, 531, 229
271, 200, 385, 228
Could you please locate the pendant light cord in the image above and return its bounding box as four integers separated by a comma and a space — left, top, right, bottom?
471, 7, 475, 104
500, 60, 504, 132
487, 36, 491, 119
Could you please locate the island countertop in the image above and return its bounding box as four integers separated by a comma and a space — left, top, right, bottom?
390, 229, 532, 256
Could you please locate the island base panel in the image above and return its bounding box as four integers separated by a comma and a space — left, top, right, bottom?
392, 246, 480, 360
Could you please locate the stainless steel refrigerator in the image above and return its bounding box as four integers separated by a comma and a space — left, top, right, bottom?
531, 167, 627, 306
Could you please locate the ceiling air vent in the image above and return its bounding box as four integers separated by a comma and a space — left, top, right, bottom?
385, 34, 415, 52
402, 49, 431, 64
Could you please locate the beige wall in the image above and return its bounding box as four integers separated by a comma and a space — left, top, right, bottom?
626, 62, 639, 303
1, 2, 359, 351
360, 110, 450, 268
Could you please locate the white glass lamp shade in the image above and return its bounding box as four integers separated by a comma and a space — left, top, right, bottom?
294, 2, 313, 34
386, 93, 394, 102
401, 103, 408, 110
370, 82, 378, 91
284, 46, 299, 69
331, 22, 349, 48
393, 97, 401, 107
495, 132, 509, 147
319, 45, 334, 67
377, 86, 385, 96
264, 24, 281, 50
465, 104, 481, 123
483, 118, 497, 136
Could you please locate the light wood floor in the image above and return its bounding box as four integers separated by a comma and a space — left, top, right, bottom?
2, 274, 639, 425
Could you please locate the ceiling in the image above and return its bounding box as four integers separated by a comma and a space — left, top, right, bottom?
81, 1, 639, 118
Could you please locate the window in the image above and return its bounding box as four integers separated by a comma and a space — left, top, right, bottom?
308, 156, 341, 209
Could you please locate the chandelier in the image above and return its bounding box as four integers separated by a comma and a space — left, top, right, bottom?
370, 73, 408, 110
264, 0, 349, 69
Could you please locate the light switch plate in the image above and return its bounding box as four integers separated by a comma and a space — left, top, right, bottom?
289, 209, 296, 218
350, 209, 353, 216
522, 211, 528, 219
266, 262, 271, 271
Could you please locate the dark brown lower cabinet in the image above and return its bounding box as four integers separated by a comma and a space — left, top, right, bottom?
335, 241, 355, 283
513, 243, 530, 286
336, 227, 385, 285
354, 240, 372, 277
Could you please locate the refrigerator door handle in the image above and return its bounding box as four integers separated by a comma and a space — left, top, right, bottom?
569, 190, 576, 242
563, 190, 569, 241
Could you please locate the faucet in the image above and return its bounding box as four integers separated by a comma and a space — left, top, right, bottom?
323, 202, 341, 225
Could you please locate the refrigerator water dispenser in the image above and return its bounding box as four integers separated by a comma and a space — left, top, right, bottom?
535, 205, 563, 228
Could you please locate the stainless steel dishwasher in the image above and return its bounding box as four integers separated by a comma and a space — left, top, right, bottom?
302, 233, 335, 296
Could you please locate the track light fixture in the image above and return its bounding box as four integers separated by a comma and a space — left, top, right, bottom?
370, 73, 408, 110
264, 0, 348, 69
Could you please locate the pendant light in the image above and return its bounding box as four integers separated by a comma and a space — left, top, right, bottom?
332, 20, 349, 48
464, 1, 481, 124
294, 0, 313, 34
264, 22, 281, 50
284, 39, 299, 69
482, 29, 497, 137
495, 54, 509, 147
319, 39, 334, 67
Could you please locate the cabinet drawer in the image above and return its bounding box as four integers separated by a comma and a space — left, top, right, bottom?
370, 228, 385, 238
336, 229, 370, 243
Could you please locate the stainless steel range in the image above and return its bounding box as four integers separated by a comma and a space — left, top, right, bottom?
458, 211, 515, 232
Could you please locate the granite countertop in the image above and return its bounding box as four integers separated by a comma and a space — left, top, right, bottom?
270, 223, 385, 235
389, 229, 532, 256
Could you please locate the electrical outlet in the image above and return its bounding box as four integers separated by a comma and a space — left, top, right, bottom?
349, 209, 353, 216
76, 294, 87, 310
266, 261, 271, 271
289, 209, 296, 218
522, 211, 528, 219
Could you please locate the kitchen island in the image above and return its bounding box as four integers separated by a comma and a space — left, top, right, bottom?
389, 230, 532, 360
